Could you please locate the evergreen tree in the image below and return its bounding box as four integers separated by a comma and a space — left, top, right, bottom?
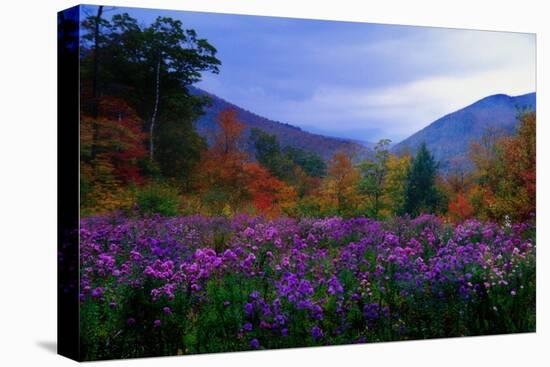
402, 143, 440, 216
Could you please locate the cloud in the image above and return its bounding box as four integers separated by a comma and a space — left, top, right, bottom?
258, 63, 535, 142
185, 10, 536, 142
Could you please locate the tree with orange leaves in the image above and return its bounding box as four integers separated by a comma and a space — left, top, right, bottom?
80, 97, 147, 213
198, 109, 251, 213
498, 111, 536, 221
320, 151, 360, 217
448, 191, 474, 222
243, 163, 297, 217
468, 112, 535, 222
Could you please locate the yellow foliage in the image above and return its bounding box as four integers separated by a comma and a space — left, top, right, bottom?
380, 154, 411, 217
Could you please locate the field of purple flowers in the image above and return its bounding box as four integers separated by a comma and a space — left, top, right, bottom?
79, 214, 535, 360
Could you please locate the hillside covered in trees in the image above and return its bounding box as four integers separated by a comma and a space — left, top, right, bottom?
189, 86, 373, 161
393, 92, 536, 173
78, 8, 535, 223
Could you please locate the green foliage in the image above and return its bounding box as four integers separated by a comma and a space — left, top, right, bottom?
79, 216, 535, 359
458, 112, 537, 223
138, 157, 162, 179
283, 146, 327, 177
78, 10, 535, 225
250, 128, 327, 181
321, 151, 361, 217
250, 128, 293, 180
381, 154, 411, 217
294, 196, 323, 218
201, 188, 232, 216
155, 116, 207, 186
80, 12, 221, 186
402, 143, 441, 216
357, 139, 391, 218
136, 183, 180, 216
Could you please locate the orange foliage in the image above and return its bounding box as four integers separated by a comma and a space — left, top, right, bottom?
213, 109, 246, 155
320, 151, 360, 216
198, 110, 249, 208
463, 112, 535, 222
502, 112, 536, 218
244, 163, 297, 216
448, 191, 474, 222
82, 97, 147, 184
198, 109, 298, 216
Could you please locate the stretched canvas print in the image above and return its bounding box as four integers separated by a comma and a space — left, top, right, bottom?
58, 4, 536, 361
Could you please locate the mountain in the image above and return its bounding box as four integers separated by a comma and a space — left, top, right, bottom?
392, 92, 536, 173
189, 86, 373, 161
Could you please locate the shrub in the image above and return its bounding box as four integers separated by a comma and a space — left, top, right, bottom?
135, 183, 180, 216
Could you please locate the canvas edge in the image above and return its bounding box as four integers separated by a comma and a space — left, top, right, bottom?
57, 4, 81, 362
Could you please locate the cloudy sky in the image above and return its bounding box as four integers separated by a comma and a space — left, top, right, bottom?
85, 5, 536, 143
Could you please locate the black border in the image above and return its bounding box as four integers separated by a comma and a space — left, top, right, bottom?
57, 5, 81, 361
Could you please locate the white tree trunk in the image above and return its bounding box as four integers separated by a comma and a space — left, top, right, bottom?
149, 59, 161, 161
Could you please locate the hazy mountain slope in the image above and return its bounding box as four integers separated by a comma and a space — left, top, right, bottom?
189, 86, 373, 161
392, 92, 536, 172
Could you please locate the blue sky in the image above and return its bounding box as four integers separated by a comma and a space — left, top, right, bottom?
82, 5, 536, 143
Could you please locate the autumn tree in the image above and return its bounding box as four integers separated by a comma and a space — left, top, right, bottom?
463, 112, 536, 222
243, 163, 297, 217
80, 11, 221, 181
469, 126, 505, 187
381, 153, 411, 217
80, 97, 146, 213
199, 110, 250, 213
321, 151, 360, 217
474, 112, 536, 221
289, 165, 322, 198
447, 191, 473, 222
495, 112, 536, 221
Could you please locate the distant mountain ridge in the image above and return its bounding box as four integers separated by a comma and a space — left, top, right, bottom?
392, 92, 536, 173
189, 86, 373, 161
190, 86, 535, 172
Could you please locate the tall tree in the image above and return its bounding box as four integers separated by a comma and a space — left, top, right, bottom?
321, 151, 360, 217
402, 143, 440, 216
199, 109, 250, 213
81, 6, 107, 162
140, 17, 221, 161
469, 126, 505, 187
81, 12, 221, 179
357, 139, 391, 218
80, 97, 146, 213
381, 153, 411, 217
498, 112, 536, 221
471, 112, 536, 221
91, 6, 104, 118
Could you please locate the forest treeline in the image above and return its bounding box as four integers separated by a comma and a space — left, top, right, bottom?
79, 10, 535, 223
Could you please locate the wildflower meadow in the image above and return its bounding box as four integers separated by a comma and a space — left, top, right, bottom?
79, 214, 535, 359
